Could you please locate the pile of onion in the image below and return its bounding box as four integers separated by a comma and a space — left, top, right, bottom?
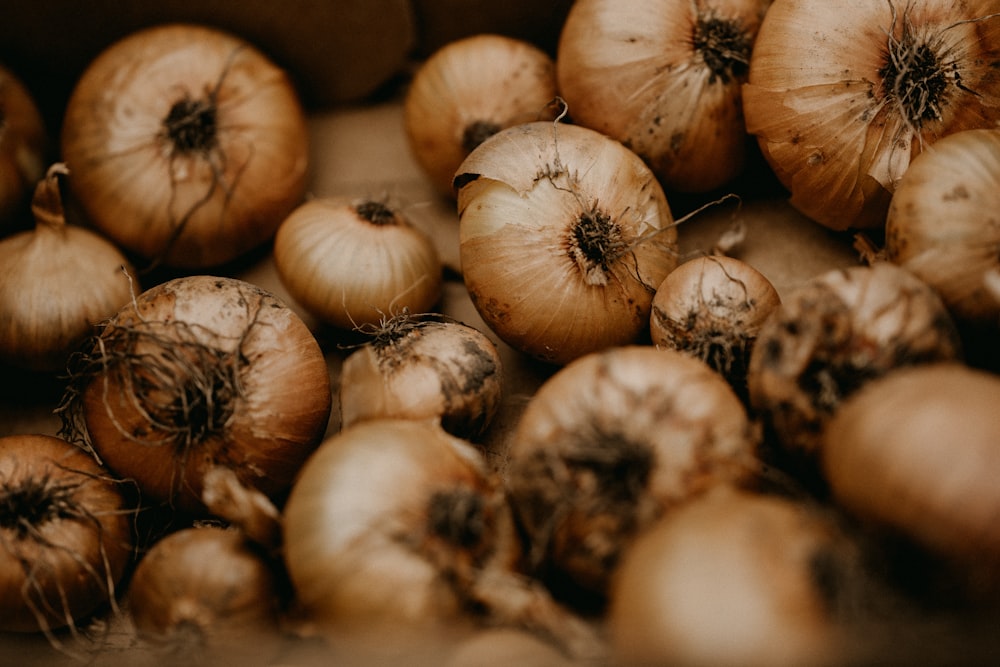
744, 0, 1000, 230
0, 62, 46, 229
60, 23, 309, 269
59, 275, 332, 516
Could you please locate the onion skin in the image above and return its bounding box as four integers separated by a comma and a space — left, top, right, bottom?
404, 33, 558, 197
886, 128, 1000, 327
744, 0, 1000, 230
0, 63, 46, 229
557, 0, 771, 193
822, 363, 1000, 592
61, 23, 309, 268
72, 275, 332, 515
506, 345, 759, 597
456, 121, 677, 366
0, 433, 132, 633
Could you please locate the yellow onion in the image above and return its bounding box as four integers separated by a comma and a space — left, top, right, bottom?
0, 62, 46, 229
61, 275, 332, 515
404, 33, 559, 197
273, 196, 442, 331
61, 23, 309, 269
455, 121, 677, 366
886, 128, 1000, 328
557, 0, 772, 193
744, 0, 1000, 230
0, 163, 136, 372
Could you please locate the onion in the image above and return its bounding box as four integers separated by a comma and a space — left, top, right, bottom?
822, 362, 1000, 595
127, 525, 285, 664
59, 275, 332, 515
885, 128, 1000, 328
455, 120, 677, 365
556, 0, 772, 193
403, 33, 559, 197
0, 62, 46, 229
505, 345, 760, 599
272, 196, 442, 331
744, 0, 1000, 230
747, 262, 962, 461
60, 23, 309, 269
0, 433, 132, 635
649, 254, 780, 400
339, 312, 504, 440
606, 487, 860, 667
281, 418, 604, 663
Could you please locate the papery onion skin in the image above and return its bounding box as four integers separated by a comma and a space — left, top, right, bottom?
0, 433, 132, 633
506, 345, 759, 597
404, 34, 559, 197
747, 262, 962, 459
273, 197, 443, 331
0, 63, 46, 229
61, 23, 309, 268
456, 121, 677, 366
68, 275, 332, 515
339, 314, 504, 440
886, 128, 1000, 327
822, 363, 1000, 592
0, 164, 136, 372
557, 0, 772, 193
744, 0, 1000, 230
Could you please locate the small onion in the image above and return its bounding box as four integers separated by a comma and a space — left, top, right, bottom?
0, 62, 46, 229
607, 487, 858, 667
506, 345, 760, 598
650, 254, 780, 399
61, 23, 309, 269
556, 0, 772, 193
0, 163, 136, 372
822, 362, 1000, 593
455, 120, 677, 365
273, 197, 443, 331
339, 312, 504, 440
403, 33, 559, 197
747, 262, 962, 459
127, 525, 285, 664
743, 0, 1000, 230
0, 433, 132, 634
886, 128, 1000, 327
61, 275, 332, 515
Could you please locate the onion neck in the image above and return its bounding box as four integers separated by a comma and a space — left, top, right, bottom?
163, 96, 219, 155
462, 120, 501, 154
356, 200, 399, 226
30, 163, 70, 231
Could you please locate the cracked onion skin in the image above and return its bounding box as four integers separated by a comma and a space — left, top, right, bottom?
455, 121, 677, 366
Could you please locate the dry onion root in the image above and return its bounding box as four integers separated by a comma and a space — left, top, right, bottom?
339, 311, 504, 440
650, 254, 780, 401
0, 163, 136, 372
885, 128, 1000, 329
505, 345, 760, 601
747, 262, 962, 465
822, 362, 1000, 598
0, 434, 133, 639
127, 524, 286, 665
0, 62, 46, 229
281, 418, 605, 664
403, 33, 559, 197
58, 275, 332, 516
744, 0, 1000, 230
455, 120, 678, 366
60, 23, 309, 269
556, 0, 772, 193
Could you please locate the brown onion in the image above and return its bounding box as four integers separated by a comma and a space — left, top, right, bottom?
506, 345, 760, 598
455, 120, 677, 365
0, 164, 136, 372
0, 62, 46, 229
60, 275, 332, 515
0, 433, 132, 635
404, 33, 559, 197
744, 0, 1000, 230
557, 0, 771, 193
61, 23, 309, 269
